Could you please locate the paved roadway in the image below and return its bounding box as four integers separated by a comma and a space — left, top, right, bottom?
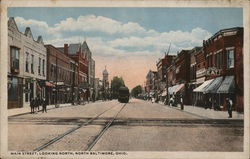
8, 98, 243, 151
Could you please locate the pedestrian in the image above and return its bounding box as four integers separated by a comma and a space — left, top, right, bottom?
209, 97, 212, 109
169, 96, 173, 107
30, 98, 35, 114
180, 95, 184, 110
35, 97, 41, 112
226, 98, 233, 118
86, 89, 90, 103
92, 91, 95, 102
42, 98, 48, 113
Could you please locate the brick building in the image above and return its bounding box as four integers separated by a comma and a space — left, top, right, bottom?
59, 43, 89, 103
156, 55, 176, 99
188, 47, 202, 105
172, 50, 191, 105
45, 44, 72, 105
193, 47, 207, 106
203, 27, 243, 112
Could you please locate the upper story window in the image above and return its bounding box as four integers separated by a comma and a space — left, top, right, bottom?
31, 55, 34, 74
25, 52, 29, 72
226, 49, 234, 68
38, 57, 41, 75
10, 47, 20, 70
50, 64, 53, 77
215, 51, 223, 69
206, 53, 213, 68
42, 59, 45, 76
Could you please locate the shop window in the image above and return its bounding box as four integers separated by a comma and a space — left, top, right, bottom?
8, 77, 18, 101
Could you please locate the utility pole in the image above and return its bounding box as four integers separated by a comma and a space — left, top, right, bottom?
55, 54, 59, 108
165, 43, 171, 105
71, 61, 76, 105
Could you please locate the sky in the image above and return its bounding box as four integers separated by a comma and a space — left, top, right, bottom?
8, 7, 243, 89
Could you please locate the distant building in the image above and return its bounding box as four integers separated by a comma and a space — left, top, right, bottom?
103, 66, 109, 90
156, 55, 176, 98
145, 70, 157, 97
102, 66, 109, 100
167, 50, 191, 105
8, 17, 46, 109
81, 41, 95, 99
59, 43, 88, 102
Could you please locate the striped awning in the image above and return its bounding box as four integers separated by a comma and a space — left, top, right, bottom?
217, 76, 235, 93
203, 77, 223, 94
174, 83, 185, 94
193, 79, 213, 92
161, 90, 167, 96
168, 84, 180, 95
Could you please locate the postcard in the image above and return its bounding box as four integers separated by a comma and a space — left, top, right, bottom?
0, 0, 249, 159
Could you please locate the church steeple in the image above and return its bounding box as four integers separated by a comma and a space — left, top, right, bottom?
103, 66, 109, 90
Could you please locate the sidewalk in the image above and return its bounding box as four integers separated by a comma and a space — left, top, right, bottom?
8, 103, 73, 117
158, 101, 244, 120
8, 100, 104, 117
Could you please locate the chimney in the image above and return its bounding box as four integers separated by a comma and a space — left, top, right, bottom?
64, 44, 68, 55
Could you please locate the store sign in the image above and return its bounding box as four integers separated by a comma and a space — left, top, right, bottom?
196, 68, 206, 78
206, 67, 221, 75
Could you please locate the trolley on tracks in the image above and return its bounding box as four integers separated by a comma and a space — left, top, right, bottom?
118, 86, 130, 103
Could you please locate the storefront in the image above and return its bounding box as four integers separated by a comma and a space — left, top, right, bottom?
217, 76, 235, 110
8, 76, 23, 109
193, 79, 213, 107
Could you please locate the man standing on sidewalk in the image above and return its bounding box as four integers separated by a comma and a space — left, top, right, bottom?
42, 98, 48, 113
226, 98, 233, 118
180, 95, 184, 110
30, 98, 35, 114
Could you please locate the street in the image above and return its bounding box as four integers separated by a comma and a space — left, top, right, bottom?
8, 98, 243, 152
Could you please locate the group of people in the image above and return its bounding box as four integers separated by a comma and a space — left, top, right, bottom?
30, 97, 48, 114
205, 97, 233, 118
168, 95, 184, 110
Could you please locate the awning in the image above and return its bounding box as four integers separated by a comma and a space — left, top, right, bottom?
161, 90, 167, 96
56, 82, 65, 86
168, 84, 180, 95
174, 83, 185, 94
217, 76, 235, 93
203, 76, 223, 93
45, 81, 55, 87
193, 79, 213, 92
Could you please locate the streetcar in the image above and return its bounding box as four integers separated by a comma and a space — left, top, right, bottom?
118, 86, 130, 103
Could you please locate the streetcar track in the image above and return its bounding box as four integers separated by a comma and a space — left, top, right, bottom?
85, 103, 127, 151
33, 102, 122, 151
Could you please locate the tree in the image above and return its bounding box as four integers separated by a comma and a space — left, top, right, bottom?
131, 85, 142, 97
111, 76, 125, 99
